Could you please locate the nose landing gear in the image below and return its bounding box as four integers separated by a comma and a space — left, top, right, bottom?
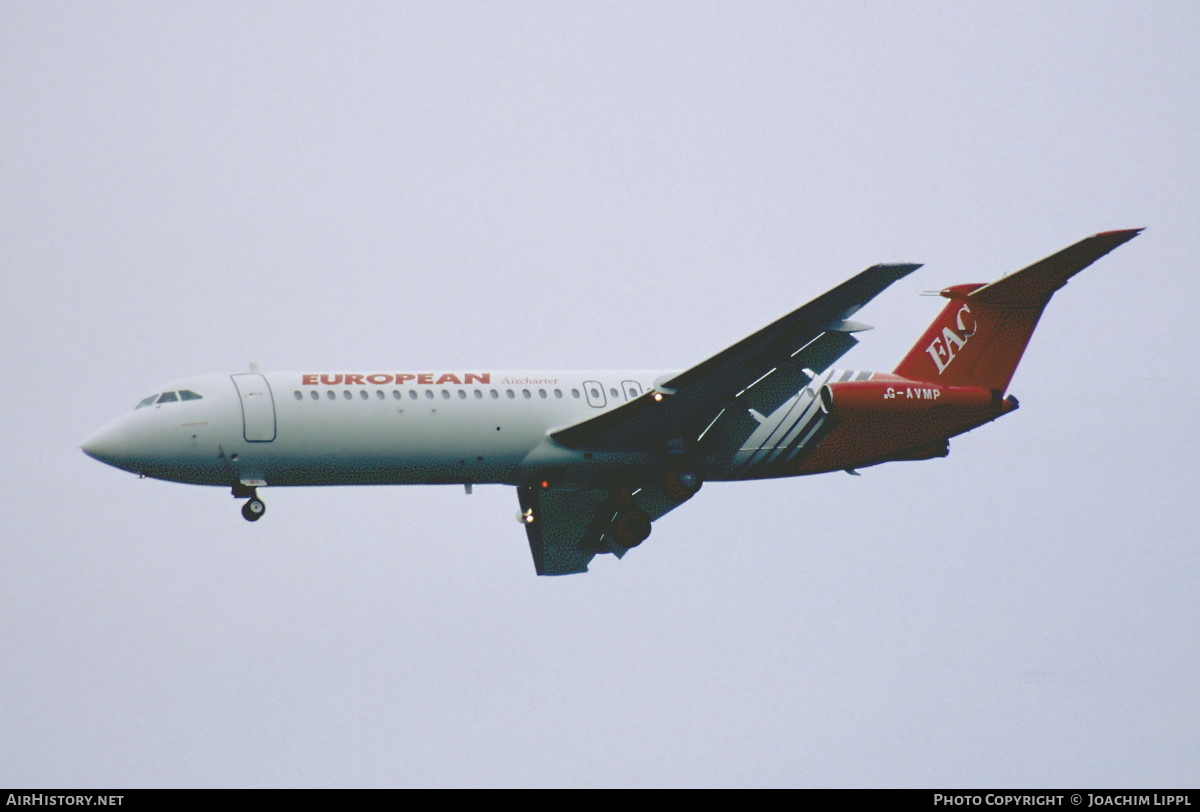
241, 498, 266, 522
232, 482, 266, 522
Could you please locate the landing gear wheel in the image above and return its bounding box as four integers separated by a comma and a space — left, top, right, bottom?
664, 466, 703, 503
613, 509, 652, 548
242, 498, 266, 522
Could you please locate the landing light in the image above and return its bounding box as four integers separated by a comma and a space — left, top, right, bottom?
652, 392, 664, 403
523, 509, 535, 524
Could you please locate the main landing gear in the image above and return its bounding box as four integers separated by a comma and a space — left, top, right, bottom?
604, 491, 653, 549
611, 505, 652, 548
664, 465, 703, 504
232, 483, 266, 522
589, 466, 704, 552
608, 466, 702, 548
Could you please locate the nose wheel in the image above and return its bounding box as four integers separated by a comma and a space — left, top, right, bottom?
241, 498, 266, 522
232, 482, 267, 522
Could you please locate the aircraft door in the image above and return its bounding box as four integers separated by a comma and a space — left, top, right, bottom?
583, 380, 607, 409
621, 380, 644, 400
231, 373, 277, 442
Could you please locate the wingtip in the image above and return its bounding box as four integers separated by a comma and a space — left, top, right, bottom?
1094, 227, 1145, 239
876, 262, 923, 278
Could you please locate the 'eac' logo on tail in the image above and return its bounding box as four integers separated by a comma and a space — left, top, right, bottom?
924, 305, 976, 374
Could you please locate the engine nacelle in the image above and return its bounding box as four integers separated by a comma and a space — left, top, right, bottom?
789, 376, 1019, 476
819, 379, 997, 415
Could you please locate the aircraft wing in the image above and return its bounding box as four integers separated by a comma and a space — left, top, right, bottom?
518, 479, 686, 575
552, 262, 921, 452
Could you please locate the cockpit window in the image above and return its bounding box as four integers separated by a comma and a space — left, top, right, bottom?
137, 390, 200, 409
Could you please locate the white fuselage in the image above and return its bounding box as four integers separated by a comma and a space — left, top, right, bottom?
83, 371, 667, 489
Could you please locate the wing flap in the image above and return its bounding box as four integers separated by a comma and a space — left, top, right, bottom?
739, 331, 860, 414
518, 487, 605, 576
517, 482, 689, 575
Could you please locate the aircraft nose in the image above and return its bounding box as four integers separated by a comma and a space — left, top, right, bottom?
81, 424, 128, 467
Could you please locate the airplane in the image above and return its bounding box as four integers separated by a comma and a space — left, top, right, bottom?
82, 229, 1141, 575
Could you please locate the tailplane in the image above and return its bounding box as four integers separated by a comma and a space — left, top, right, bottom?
894, 229, 1142, 392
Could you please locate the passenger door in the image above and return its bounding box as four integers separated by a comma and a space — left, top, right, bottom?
231, 373, 277, 442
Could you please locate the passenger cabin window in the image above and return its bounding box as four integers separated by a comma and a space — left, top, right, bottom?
311, 391, 320, 400
327, 391, 336, 400
343, 391, 352, 400
157, 392, 179, 404
609, 387, 619, 399
294, 391, 302, 400
359, 391, 369, 400
571, 388, 581, 398
179, 390, 203, 401
136, 395, 158, 409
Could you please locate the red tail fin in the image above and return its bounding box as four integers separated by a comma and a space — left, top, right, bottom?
894, 229, 1142, 392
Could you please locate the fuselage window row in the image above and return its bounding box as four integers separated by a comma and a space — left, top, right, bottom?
290, 385, 629, 403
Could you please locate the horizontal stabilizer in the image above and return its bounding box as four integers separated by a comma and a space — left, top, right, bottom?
970, 228, 1143, 307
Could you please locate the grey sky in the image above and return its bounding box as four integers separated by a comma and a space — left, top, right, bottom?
2, 1, 1197, 787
